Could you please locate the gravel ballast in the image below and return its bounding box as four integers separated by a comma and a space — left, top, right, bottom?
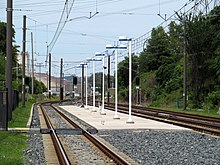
98, 130, 220, 165
23, 103, 220, 165
24, 104, 46, 165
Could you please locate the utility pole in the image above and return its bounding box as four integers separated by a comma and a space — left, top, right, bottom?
107, 52, 110, 104
22, 15, 26, 107
46, 71, 48, 91
81, 64, 85, 108
72, 75, 75, 99
60, 58, 63, 101
49, 53, 51, 99
136, 63, 140, 104
6, 0, 13, 123
31, 32, 34, 94
183, 17, 187, 110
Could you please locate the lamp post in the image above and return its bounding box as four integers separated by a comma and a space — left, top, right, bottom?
106, 44, 127, 119
95, 52, 106, 115
85, 62, 89, 110
119, 36, 134, 124
80, 62, 87, 108
87, 58, 102, 112
73, 64, 81, 99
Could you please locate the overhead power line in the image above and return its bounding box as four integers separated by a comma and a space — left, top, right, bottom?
47, 0, 75, 61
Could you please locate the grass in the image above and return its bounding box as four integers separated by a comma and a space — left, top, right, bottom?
8, 101, 33, 128
0, 131, 27, 165
0, 99, 34, 164
151, 105, 220, 118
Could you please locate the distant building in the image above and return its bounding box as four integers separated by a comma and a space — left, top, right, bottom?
17, 52, 31, 76
17, 52, 82, 95
34, 72, 80, 95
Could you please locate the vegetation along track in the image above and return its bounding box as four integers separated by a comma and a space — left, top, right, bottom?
94, 101, 220, 136
39, 102, 132, 165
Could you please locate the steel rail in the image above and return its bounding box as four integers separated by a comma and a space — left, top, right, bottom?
39, 104, 71, 165
105, 102, 220, 123
50, 104, 130, 165
101, 102, 220, 136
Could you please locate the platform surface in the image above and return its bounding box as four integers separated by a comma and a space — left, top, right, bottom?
60, 105, 190, 130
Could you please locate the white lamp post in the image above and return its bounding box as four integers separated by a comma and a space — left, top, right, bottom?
119, 36, 134, 124
87, 58, 102, 112
106, 44, 127, 119
95, 52, 106, 115
85, 62, 89, 110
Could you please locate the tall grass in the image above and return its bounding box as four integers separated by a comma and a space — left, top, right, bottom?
0, 132, 27, 164
8, 101, 33, 128
0, 99, 34, 164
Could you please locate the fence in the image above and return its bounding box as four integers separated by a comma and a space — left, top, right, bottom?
0, 90, 19, 130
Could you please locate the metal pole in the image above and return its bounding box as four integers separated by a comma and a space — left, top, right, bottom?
100, 56, 106, 115
137, 63, 140, 104
85, 64, 88, 109
92, 60, 96, 112
5, 89, 8, 130
47, 71, 48, 90
107, 51, 110, 104
72, 76, 75, 99
49, 53, 51, 98
6, 0, 13, 120
60, 58, 63, 101
183, 18, 187, 110
127, 40, 134, 123
81, 64, 85, 108
31, 32, 34, 95
114, 48, 119, 119
22, 15, 26, 107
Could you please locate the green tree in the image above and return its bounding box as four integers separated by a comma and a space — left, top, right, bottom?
186, 12, 217, 107
207, 6, 220, 86
139, 26, 170, 73
117, 55, 139, 99
0, 21, 19, 89
167, 21, 183, 62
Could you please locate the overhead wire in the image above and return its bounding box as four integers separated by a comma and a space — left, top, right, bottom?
3, 0, 215, 76
89, 0, 212, 74
47, 0, 75, 55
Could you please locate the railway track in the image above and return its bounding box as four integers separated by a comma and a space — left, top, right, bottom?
39, 102, 135, 165
100, 102, 220, 136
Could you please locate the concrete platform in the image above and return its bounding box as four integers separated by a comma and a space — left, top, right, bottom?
60, 105, 190, 130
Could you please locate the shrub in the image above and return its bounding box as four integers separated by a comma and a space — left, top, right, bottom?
205, 90, 220, 109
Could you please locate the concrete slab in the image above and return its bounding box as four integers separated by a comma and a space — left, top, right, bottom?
60, 105, 190, 130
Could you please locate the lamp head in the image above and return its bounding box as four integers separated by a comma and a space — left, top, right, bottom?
118, 44, 127, 49
106, 44, 115, 49
86, 58, 93, 62
95, 52, 105, 56
119, 36, 132, 41
95, 58, 102, 61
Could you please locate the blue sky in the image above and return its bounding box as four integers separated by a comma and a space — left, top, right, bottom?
1, 0, 198, 76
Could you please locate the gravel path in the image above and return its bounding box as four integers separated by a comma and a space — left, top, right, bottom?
24, 104, 46, 165
98, 129, 220, 165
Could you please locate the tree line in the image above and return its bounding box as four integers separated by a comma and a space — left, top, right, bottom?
117, 6, 220, 109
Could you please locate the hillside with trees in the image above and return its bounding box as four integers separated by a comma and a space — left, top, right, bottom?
117, 6, 220, 110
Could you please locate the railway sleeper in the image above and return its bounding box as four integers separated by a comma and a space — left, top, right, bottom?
55, 128, 82, 135
40, 128, 98, 135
